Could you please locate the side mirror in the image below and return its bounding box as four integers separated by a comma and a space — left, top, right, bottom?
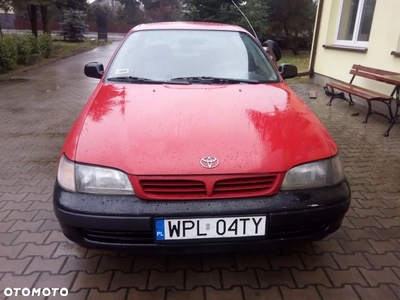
279, 63, 298, 79
84, 62, 104, 79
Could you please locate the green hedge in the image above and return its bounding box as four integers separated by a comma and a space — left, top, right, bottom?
38, 34, 53, 59
0, 35, 18, 72
0, 33, 54, 72
14, 35, 32, 65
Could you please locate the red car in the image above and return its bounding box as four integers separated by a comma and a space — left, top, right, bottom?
54, 22, 351, 252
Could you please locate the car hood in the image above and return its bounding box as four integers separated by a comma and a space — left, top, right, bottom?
74, 83, 335, 175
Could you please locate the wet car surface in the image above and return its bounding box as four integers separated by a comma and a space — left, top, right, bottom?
53, 22, 350, 252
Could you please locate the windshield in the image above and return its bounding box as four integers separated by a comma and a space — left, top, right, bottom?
106, 29, 279, 83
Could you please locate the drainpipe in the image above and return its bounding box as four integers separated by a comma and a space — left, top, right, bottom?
308, 0, 324, 78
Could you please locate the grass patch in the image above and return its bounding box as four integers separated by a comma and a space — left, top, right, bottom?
0, 38, 111, 80
280, 51, 311, 84
52, 39, 110, 59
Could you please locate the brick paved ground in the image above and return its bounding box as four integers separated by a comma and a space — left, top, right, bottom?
0, 42, 400, 300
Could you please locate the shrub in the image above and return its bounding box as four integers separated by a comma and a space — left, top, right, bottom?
0, 35, 18, 72
60, 9, 89, 42
38, 34, 53, 58
14, 35, 32, 65
27, 34, 41, 63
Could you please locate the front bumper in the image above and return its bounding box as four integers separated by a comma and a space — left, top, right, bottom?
53, 180, 351, 253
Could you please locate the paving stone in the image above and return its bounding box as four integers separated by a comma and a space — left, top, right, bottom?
379, 208, 400, 218
0, 220, 15, 233
268, 253, 305, 270
148, 270, 184, 290
202, 254, 236, 271
242, 286, 282, 300
52, 242, 87, 258
167, 255, 202, 272
34, 272, 77, 290
221, 269, 258, 288
0, 273, 39, 293
369, 239, 400, 253
87, 288, 128, 300
326, 268, 368, 287
300, 253, 339, 270
317, 286, 359, 300
12, 231, 50, 245
359, 267, 400, 286
109, 271, 148, 290
312, 240, 345, 254
132, 255, 168, 272
4, 210, 38, 222
37, 220, 61, 231
291, 268, 331, 288
338, 239, 377, 254
354, 284, 399, 300
0, 243, 25, 258
205, 287, 243, 300
348, 217, 383, 228
376, 217, 400, 228
127, 288, 165, 300
0, 257, 32, 274
166, 288, 204, 300
8, 220, 44, 233
24, 256, 66, 274
332, 253, 372, 269
256, 269, 296, 288
44, 230, 67, 244
343, 228, 380, 240
61, 255, 101, 274
281, 286, 321, 300
71, 271, 113, 292
97, 255, 135, 273
364, 253, 400, 268
371, 227, 400, 239
186, 270, 221, 289
18, 243, 58, 258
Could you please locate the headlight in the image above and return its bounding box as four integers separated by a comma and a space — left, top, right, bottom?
57, 155, 134, 195
57, 155, 76, 192
281, 155, 345, 190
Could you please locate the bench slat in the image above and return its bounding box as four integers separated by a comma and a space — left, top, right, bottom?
352, 64, 400, 76
349, 69, 388, 82
326, 82, 393, 100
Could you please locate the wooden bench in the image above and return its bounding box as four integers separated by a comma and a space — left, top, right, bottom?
325, 65, 397, 123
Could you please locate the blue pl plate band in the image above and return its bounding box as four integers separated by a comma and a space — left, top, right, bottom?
155, 219, 165, 240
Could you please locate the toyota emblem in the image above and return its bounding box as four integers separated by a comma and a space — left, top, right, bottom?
200, 156, 219, 169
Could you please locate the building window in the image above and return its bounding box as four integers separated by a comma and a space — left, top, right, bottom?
335, 0, 376, 47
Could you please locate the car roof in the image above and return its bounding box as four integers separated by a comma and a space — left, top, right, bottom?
129, 22, 249, 34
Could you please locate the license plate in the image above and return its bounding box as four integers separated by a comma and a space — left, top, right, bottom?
154, 216, 266, 241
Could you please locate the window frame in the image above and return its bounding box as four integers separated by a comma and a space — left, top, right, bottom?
334, 0, 375, 48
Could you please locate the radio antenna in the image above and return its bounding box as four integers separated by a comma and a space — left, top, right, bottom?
231, 0, 259, 40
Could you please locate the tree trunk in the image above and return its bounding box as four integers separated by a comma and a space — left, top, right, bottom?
291, 28, 299, 55
28, 4, 38, 37
40, 5, 51, 34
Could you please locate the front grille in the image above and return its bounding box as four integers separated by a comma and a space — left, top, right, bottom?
138, 174, 279, 200
213, 175, 277, 196
82, 229, 153, 244
140, 179, 207, 198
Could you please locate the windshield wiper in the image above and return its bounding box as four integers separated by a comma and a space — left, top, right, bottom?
107, 76, 189, 84
170, 76, 261, 84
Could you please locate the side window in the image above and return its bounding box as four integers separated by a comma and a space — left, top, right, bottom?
335, 0, 376, 47
242, 34, 277, 80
